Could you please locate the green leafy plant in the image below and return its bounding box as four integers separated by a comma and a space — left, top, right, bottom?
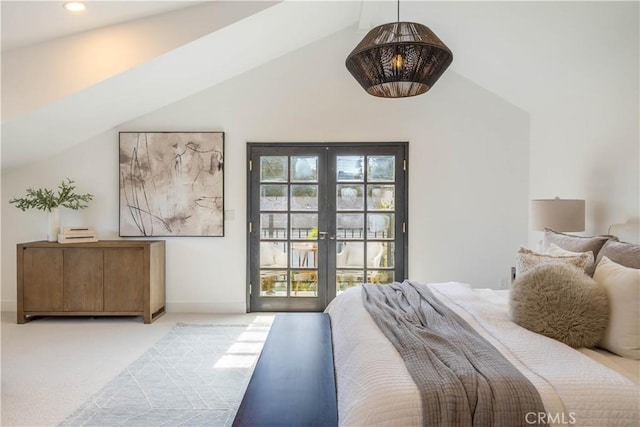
9, 178, 93, 212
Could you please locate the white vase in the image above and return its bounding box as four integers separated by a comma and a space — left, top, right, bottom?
48, 207, 60, 242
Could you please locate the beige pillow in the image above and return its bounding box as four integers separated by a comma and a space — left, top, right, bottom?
594, 256, 640, 359
542, 229, 616, 276
510, 263, 609, 348
546, 243, 595, 274
515, 246, 591, 277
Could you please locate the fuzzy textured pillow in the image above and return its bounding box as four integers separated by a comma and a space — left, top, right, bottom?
546, 243, 595, 273
515, 246, 591, 276
510, 263, 609, 348
594, 256, 640, 359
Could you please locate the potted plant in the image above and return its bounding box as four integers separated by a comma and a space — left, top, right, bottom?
9, 178, 93, 242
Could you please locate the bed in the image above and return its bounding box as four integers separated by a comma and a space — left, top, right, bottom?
325, 224, 640, 426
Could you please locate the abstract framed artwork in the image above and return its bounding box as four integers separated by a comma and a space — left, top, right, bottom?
119, 132, 224, 237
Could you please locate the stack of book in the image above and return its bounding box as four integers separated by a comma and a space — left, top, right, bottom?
58, 226, 98, 244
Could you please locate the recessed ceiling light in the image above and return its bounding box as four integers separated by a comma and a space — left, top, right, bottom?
63, 1, 87, 13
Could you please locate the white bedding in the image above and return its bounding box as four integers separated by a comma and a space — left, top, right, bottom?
326, 282, 640, 426
491, 289, 640, 385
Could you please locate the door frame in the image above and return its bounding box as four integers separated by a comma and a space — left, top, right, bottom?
245, 142, 409, 312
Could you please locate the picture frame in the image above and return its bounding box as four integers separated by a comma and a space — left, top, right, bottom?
119, 131, 224, 237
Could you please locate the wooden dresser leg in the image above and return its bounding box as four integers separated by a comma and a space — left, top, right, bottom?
146, 307, 166, 324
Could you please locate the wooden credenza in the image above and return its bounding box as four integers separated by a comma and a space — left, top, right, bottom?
17, 240, 166, 324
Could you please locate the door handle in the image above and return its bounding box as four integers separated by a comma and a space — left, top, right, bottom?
329, 235, 336, 240
318, 232, 328, 240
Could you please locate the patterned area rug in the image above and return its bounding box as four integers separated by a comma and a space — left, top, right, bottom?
61, 322, 270, 427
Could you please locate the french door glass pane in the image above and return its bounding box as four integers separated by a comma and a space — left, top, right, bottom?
290, 270, 318, 297
368, 213, 394, 239
260, 241, 288, 266
260, 213, 287, 239
260, 156, 288, 181
336, 270, 364, 293
291, 157, 318, 181
260, 269, 287, 296
290, 185, 318, 210
336, 213, 364, 239
367, 185, 395, 210
291, 242, 318, 268
367, 156, 395, 181
337, 156, 364, 181
336, 185, 365, 210
260, 185, 287, 211
336, 241, 364, 268
290, 213, 318, 240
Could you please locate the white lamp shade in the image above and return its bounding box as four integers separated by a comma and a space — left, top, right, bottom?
531, 199, 585, 232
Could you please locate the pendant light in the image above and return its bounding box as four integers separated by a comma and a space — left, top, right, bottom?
345, 0, 453, 98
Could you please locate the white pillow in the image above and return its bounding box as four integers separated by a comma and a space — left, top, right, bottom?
594, 256, 640, 359
547, 243, 595, 274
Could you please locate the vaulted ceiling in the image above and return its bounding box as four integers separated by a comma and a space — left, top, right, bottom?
2, 1, 638, 170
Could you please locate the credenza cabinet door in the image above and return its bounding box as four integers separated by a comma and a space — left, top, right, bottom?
104, 248, 144, 312
63, 248, 104, 312
23, 248, 64, 312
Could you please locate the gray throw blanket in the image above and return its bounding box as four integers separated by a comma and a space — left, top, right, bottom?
362, 281, 547, 427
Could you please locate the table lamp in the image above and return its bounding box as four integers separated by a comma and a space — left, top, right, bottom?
530, 198, 585, 232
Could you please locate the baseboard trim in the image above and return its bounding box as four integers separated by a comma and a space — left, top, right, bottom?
166, 301, 247, 314
0, 300, 246, 314
1, 300, 16, 312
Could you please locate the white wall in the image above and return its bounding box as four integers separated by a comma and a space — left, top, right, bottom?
528, 3, 639, 242
1, 28, 530, 312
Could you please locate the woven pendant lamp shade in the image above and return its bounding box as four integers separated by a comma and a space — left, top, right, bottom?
346, 22, 453, 98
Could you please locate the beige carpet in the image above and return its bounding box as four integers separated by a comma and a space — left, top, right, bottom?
1, 312, 274, 427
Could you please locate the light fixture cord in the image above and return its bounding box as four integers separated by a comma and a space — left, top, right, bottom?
397, 0, 400, 22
